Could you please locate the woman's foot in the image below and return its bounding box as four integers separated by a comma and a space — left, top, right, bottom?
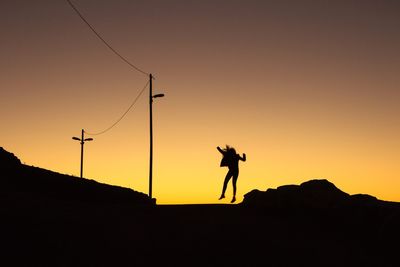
219, 195, 225, 200
231, 196, 236, 203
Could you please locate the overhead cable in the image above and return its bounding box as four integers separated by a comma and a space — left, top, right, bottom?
66, 0, 149, 76
85, 80, 149, 136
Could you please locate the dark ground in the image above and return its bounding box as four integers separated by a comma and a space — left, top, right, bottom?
1, 147, 399, 266
2, 194, 400, 267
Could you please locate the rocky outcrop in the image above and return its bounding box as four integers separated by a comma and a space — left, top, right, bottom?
0, 147, 21, 168
242, 179, 352, 210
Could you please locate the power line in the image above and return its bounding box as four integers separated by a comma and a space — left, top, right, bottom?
85, 80, 149, 136
66, 0, 149, 76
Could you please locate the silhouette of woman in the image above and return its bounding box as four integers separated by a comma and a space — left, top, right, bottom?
217, 145, 246, 203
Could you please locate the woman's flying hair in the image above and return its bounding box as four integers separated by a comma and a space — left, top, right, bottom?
224, 145, 236, 155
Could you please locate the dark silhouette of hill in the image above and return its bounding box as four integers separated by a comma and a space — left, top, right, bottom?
1, 147, 399, 266
1, 147, 152, 206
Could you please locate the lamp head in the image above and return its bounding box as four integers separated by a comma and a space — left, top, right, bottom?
153, 93, 165, 98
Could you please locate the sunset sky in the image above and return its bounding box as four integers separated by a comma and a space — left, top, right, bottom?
1, 0, 399, 204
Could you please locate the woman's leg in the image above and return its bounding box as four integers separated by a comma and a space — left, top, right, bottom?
220, 170, 233, 199
231, 170, 239, 203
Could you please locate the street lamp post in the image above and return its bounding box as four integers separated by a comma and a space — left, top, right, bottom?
72, 129, 93, 178
149, 73, 164, 200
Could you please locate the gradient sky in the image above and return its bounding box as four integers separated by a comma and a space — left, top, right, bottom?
1, 0, 399, 204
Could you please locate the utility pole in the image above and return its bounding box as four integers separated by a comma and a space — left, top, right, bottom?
149, 74, 153, 199
72, 129, 93, 178
149, 74, 164, 199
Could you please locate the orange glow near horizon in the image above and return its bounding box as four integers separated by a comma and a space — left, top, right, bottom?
1, 1, 399, 204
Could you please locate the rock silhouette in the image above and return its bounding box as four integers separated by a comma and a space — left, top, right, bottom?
243, 179, 350, 209
1, 148, 399, 266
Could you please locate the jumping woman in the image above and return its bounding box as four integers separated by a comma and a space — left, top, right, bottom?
217, 145, 246, 203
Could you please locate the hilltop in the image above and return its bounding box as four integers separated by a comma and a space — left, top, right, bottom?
1, 147, 399, 266
1, 147, 153, 206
